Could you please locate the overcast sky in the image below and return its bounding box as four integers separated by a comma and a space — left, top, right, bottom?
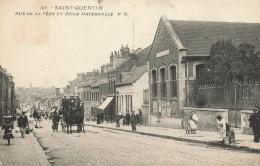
0, 0, 259, 88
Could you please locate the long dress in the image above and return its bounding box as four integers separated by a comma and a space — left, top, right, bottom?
217, 119, 226, 141
2, 124, 14, 139
190, 114, 198, 130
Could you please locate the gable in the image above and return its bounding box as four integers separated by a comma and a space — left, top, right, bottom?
149, 16, 185, 71
148, 16, 186, 62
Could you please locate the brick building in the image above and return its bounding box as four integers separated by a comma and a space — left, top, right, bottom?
0, 65, 16, 125
148, 16, 260, 127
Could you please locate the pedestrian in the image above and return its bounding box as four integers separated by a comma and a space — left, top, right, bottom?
157, 109, 161, 122
2, 116, 15, 145
216, 115, 226, 142
52, 110, 60, 132
18, 112, 29, 138
100, 112, 104, 123
130, 111, 136, 131
249, 108, 260, 143
97, 112, 101, 124
125, 112, 130, 126
139, 109, 142, 124
189, 111, 198, 134
116, 115, 120, 127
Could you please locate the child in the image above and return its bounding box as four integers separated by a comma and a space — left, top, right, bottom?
2, 116, 15, 145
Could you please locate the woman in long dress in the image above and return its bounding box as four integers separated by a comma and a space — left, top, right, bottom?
2, 116, 15, 145
189, 111, 198, 134
216, 115, 226, 141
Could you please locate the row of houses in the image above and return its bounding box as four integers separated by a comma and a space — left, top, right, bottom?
0, 65, 17, 125
64, 16, 260, 128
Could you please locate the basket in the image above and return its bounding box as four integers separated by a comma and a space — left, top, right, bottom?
224, 136, 230, 144
25, 128, 30, 134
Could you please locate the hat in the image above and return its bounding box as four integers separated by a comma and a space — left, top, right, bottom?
216, 115, 222, 120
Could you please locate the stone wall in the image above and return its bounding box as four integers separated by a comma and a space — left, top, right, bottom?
182, 107, 228, 131
240, 110, 253, 135
149, 115, 183, 128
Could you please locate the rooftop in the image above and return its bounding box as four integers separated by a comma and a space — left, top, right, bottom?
169, 20, 260, 56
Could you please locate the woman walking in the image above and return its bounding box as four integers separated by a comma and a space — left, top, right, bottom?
2, 116, 15, 145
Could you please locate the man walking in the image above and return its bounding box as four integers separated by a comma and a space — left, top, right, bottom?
130, 111, 136, 131
52, 110, 60, 132
139, 109, 142, 124
249, 109, 260, 143
125, 112, 130, 126
18, 112, 29, 138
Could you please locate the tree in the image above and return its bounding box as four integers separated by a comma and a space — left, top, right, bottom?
197, 40, 260, 84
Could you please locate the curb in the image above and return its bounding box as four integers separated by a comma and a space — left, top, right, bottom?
86, 124, 260, 154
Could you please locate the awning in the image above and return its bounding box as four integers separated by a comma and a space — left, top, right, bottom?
98, 97, 114, 110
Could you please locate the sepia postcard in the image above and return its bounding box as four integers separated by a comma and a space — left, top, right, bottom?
0, 0, 260, 166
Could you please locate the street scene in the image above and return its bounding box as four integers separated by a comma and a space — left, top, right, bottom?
1, 0, 260, 166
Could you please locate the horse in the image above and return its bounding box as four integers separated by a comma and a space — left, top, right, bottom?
62, 104, 85, 134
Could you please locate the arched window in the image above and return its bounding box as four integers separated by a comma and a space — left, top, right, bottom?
160, 68, 166, 98
151, 70, 157, 98
169, 65, 177, 97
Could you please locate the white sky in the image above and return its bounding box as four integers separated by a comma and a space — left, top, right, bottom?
0, 0, 260, 88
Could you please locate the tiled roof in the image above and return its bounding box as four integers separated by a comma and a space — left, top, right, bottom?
170, 20, 260, 55
116, 45, 151, 72
135, 45, 151, 66
116, 65, 147, 86
91, 75, 107, 87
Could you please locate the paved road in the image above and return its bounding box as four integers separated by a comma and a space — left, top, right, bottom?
34, 120, 260, 166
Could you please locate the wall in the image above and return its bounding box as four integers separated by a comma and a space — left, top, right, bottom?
148, 18, 189, 119
133, 71, 148, 112
240, 110, 253, 135
116, 84, 133, 115
183, 107, 228, 131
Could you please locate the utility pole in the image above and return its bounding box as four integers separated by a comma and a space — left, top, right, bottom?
133, 21, 135, 51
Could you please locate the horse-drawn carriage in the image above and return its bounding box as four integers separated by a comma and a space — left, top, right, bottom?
60, 97, 85, 134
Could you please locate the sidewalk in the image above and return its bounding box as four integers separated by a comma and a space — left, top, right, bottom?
86, 121, 260, 153
0, 124, 50, 166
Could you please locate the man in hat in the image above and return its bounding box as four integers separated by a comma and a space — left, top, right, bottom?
18, 112, 29, 138
76, 95, 81, 108
52, 109, 60, 132
69, 96, 76, 107
61, 96, 68, 107
249, 108, 260, 143
130, 111, 136, 131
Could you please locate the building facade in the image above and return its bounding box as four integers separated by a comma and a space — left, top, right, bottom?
148, 16, 260, 127
0, 66, 16, 125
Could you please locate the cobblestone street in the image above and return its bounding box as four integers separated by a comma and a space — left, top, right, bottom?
33, 120, 260, 166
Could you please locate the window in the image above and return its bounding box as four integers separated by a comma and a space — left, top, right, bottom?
151, 70, 157, 98
143, 89, 149, 104
160, 68, 166, 98
196, 64, 206, 79
170, 65, 177, 97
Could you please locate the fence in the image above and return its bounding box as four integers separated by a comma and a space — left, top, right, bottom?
186, 80, 260, 127
186, 80, 260, 109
